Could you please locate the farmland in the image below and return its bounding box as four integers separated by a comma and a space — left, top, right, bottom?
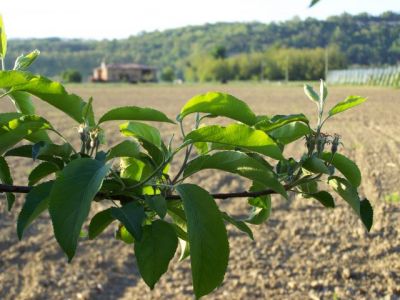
0, 83, 399, 299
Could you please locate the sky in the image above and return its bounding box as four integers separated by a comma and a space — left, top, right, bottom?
1, 0, 399, 40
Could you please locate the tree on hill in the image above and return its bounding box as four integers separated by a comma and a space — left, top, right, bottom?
61, 69, 82, 83
160, 66, 175, 82
211, 45, 227, 60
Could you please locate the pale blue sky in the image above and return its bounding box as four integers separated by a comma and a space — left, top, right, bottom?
1, 0, 399, 39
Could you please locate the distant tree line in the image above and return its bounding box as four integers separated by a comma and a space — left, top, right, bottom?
184, 46, 346, 82
4, 12, 400, 81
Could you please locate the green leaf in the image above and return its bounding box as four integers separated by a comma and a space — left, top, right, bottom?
82, 97, 96, 127
255, 115, 269, 123
321, 152, 361, 187
209, 143, 236, 152
320, 80, 328, 102
49, 158, 110, 261
8, 91, 36, 114
299, 180, 318, 195
5, 143, 71, 165
0, 112, 22, 123
0, 157, 12, 184
246, 207, 271, 225
120, 157, 149, 182
167, 205, 188, 240
307, 191, 335, 208
111, 202, 145, 241
176, 184, 229, 299
360, 199, 373, 232
0, 115, 52, 155
276, 157, 297, 175
4, 144, 33, 158
193, 142, 208, 155
32, 142, 45, 160
248, 193, 271, 208
309, 0, 321, 7
304, 84, 319, 102
107, 140, 140, 161
28, 161, 59, 186
5, 92, 51, 144
115, 225, 135, 244
17, 181, 53, 239
328, 176, 360, 214
221, 212, 254, 240
0, 71, 87, 123
0, 156, 15, 210
247, 152, 274, 171
185, 124, 283, 160
178, 238, 190, 262
145, 195, 167, 219
0, 15, 7, 58
13, 50, 40, 71
184, 151, 287, 198
255, 114, 309, 132
329, 177, 373, 231
168, 208, 190, 261
246, 193, 272, 225
269, 122, 310, 145
4, 145, 62, 170
141, 139, 165, 166
33, 142, 73, 160
303, 156, 330, 174
88, 208, 115, 239
95, 151, 107, 162
328, 96, 366, 117
99, 106, 175, 124
178, 92, 257, 125
26, 130, 52, 144
134, 220, 178, 289
120, 121, 162, 149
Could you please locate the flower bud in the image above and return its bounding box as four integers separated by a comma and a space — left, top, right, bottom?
13, 50, 40, 71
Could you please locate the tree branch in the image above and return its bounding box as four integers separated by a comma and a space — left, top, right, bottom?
0, 184, 31, 193
0, 183, 279, 200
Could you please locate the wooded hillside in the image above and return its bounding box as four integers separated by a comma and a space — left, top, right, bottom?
5, 12, 400, 80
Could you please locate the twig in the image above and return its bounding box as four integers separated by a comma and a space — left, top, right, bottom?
0, 184, 31, 193
171, 114, 199, 184
0, 183, 283, 200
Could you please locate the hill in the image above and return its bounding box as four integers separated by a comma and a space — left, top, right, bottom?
5, 11, 400, 79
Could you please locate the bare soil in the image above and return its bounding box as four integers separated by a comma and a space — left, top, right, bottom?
1, 83, 399, 300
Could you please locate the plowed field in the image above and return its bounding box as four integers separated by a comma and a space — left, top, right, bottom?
1, 84, 399, 300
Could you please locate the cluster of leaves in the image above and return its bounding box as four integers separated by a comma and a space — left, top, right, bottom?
0, 16, 372, 298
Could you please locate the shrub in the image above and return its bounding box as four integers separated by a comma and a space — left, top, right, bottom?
160, 66, 175, 82
61, 69, 82, 83
0, 14, 372, 299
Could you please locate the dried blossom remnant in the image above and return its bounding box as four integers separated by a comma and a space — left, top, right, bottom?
331, 134, 341, 154
317, 132, 330, 155
305, 131, 341, 156
78, 125, 104, 155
